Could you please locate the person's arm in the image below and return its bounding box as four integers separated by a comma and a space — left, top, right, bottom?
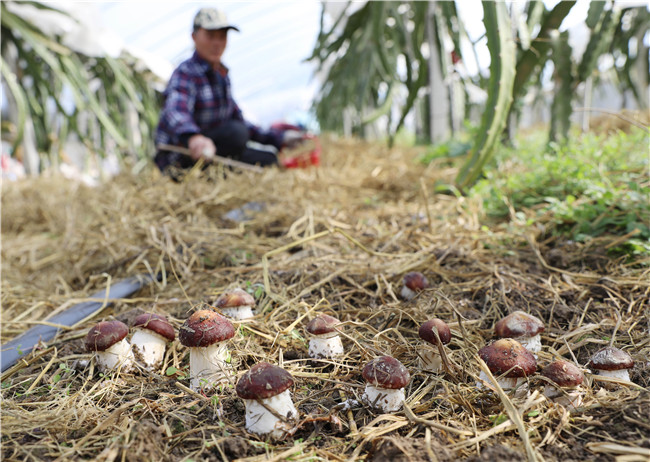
248, 123, 284, 151
229, 100, 284, 151
160, 70, 215, 159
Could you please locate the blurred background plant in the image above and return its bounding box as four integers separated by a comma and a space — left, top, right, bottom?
1, 0, 648, 259
310, 0, 649, 188
3, 0, 648, 182
472, 128, 650, 261
1, 1, 164, 176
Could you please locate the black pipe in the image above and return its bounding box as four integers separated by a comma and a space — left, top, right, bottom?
1, 274, 159, 373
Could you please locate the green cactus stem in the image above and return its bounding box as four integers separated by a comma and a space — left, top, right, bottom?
455, 2, 516, 191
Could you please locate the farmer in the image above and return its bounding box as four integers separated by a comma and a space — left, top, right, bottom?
154, 7, 287, 175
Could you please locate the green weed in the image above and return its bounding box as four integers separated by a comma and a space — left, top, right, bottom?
471, 129, 649, 259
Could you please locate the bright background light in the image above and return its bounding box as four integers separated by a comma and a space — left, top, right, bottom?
95, 1, 323, 127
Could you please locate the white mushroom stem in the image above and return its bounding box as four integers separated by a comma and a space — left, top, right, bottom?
222, 305, 254, 321
189, 342, 231, 391
362, 384, 405, 412
131, 328, 169, 370
517, 334, 542, 355
243, 389, 298, 439
308, 332, 344, 359
419, 348, 443, 372
400, 286, 417, 301
543, 385, 584, 408
594, 368, 631, 382
95, 339, 134, 372
477, 370, 526, 390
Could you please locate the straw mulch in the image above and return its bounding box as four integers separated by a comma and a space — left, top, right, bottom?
2, 135, 649, 462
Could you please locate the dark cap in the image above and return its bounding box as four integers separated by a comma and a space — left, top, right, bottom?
193, 8, 239, 32
236, 362, 294, 399
495, 311, 545, 338
85, 320, 129, 352
179, 310, 235, 348
588, 346, 634, 371
362, 356, 410, 389
418, 318, 451, 346
478, 338, 537, 378
305, 314, 340, 335
132, 313, 175, 342
403, 271, 429, 291
215, 288, 255, 309
542, 360, 584, 387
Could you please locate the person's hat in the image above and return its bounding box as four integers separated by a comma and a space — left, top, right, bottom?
193, 8, 239, 32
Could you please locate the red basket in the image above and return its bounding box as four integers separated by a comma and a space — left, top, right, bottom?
271, 122, 321, 169
280, 134, 321, 169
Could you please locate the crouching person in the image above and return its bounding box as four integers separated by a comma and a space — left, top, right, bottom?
154, 7, 285, 177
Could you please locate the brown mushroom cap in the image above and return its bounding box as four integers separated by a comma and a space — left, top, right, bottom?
179, 310, 235, 348
305, 314, 340, 335
418, 318, 451, 346
362, 356, 410, 389
85, 321, 129, 352
494, 311, 545, 339
542, 360, 584, 387
403, 272, 429, 291
133, 313, 175, 342
588, 346, 634, 371
214, 288, 256, 309
236, 362, 294, 399
478, 338, 537, 378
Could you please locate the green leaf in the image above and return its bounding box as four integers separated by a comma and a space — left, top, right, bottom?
0, 56, 28, 150
456, 2, 516, 190
586, 1, 607, 29
512, 1, 576, 102
577, 6, 622, 82
549, 30, 574, 143
490, 413, 509, 426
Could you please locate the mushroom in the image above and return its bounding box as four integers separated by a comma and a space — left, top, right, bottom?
236, 362, 298, 439
494, 310, 545, 355
130, 313, 175, 370
84, 320, 134, 373
179, 309, 235, 391
542, 360, 585, 408
418, 318, 451, 372
477, 338, 537, 390
305, 314, 344, 359
588, 346, 634, 387
400, 271, 429, 301
214, 288, 256, 320
362, 356, 410, 412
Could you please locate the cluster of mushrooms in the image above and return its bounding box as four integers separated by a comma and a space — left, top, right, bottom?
84, 273, 637, 440
403, 272, 636, 408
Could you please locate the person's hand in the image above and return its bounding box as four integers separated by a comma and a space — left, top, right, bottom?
188, 134, 216, 161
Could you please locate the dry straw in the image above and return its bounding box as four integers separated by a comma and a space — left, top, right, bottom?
2, 136, 649, 461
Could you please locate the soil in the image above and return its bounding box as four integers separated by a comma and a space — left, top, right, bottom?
1, 136, 648, 461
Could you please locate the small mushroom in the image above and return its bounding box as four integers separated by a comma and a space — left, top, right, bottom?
478, 338, 536, 390
494, 310, 545, 355
305, 314, 344, 359
179, 310, 235, 391
362, 356, 410, 412
236, 362, 298, 439
588, 346, 634, 388
130, 313, 175, 370
84, 320, 134, 373
400, 271, 429, 301
542, 360, 585, 409
418, 318, 451, 372
214, 288, 256, 320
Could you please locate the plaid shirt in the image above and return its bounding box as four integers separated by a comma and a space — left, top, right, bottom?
155, 51, 281, 149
